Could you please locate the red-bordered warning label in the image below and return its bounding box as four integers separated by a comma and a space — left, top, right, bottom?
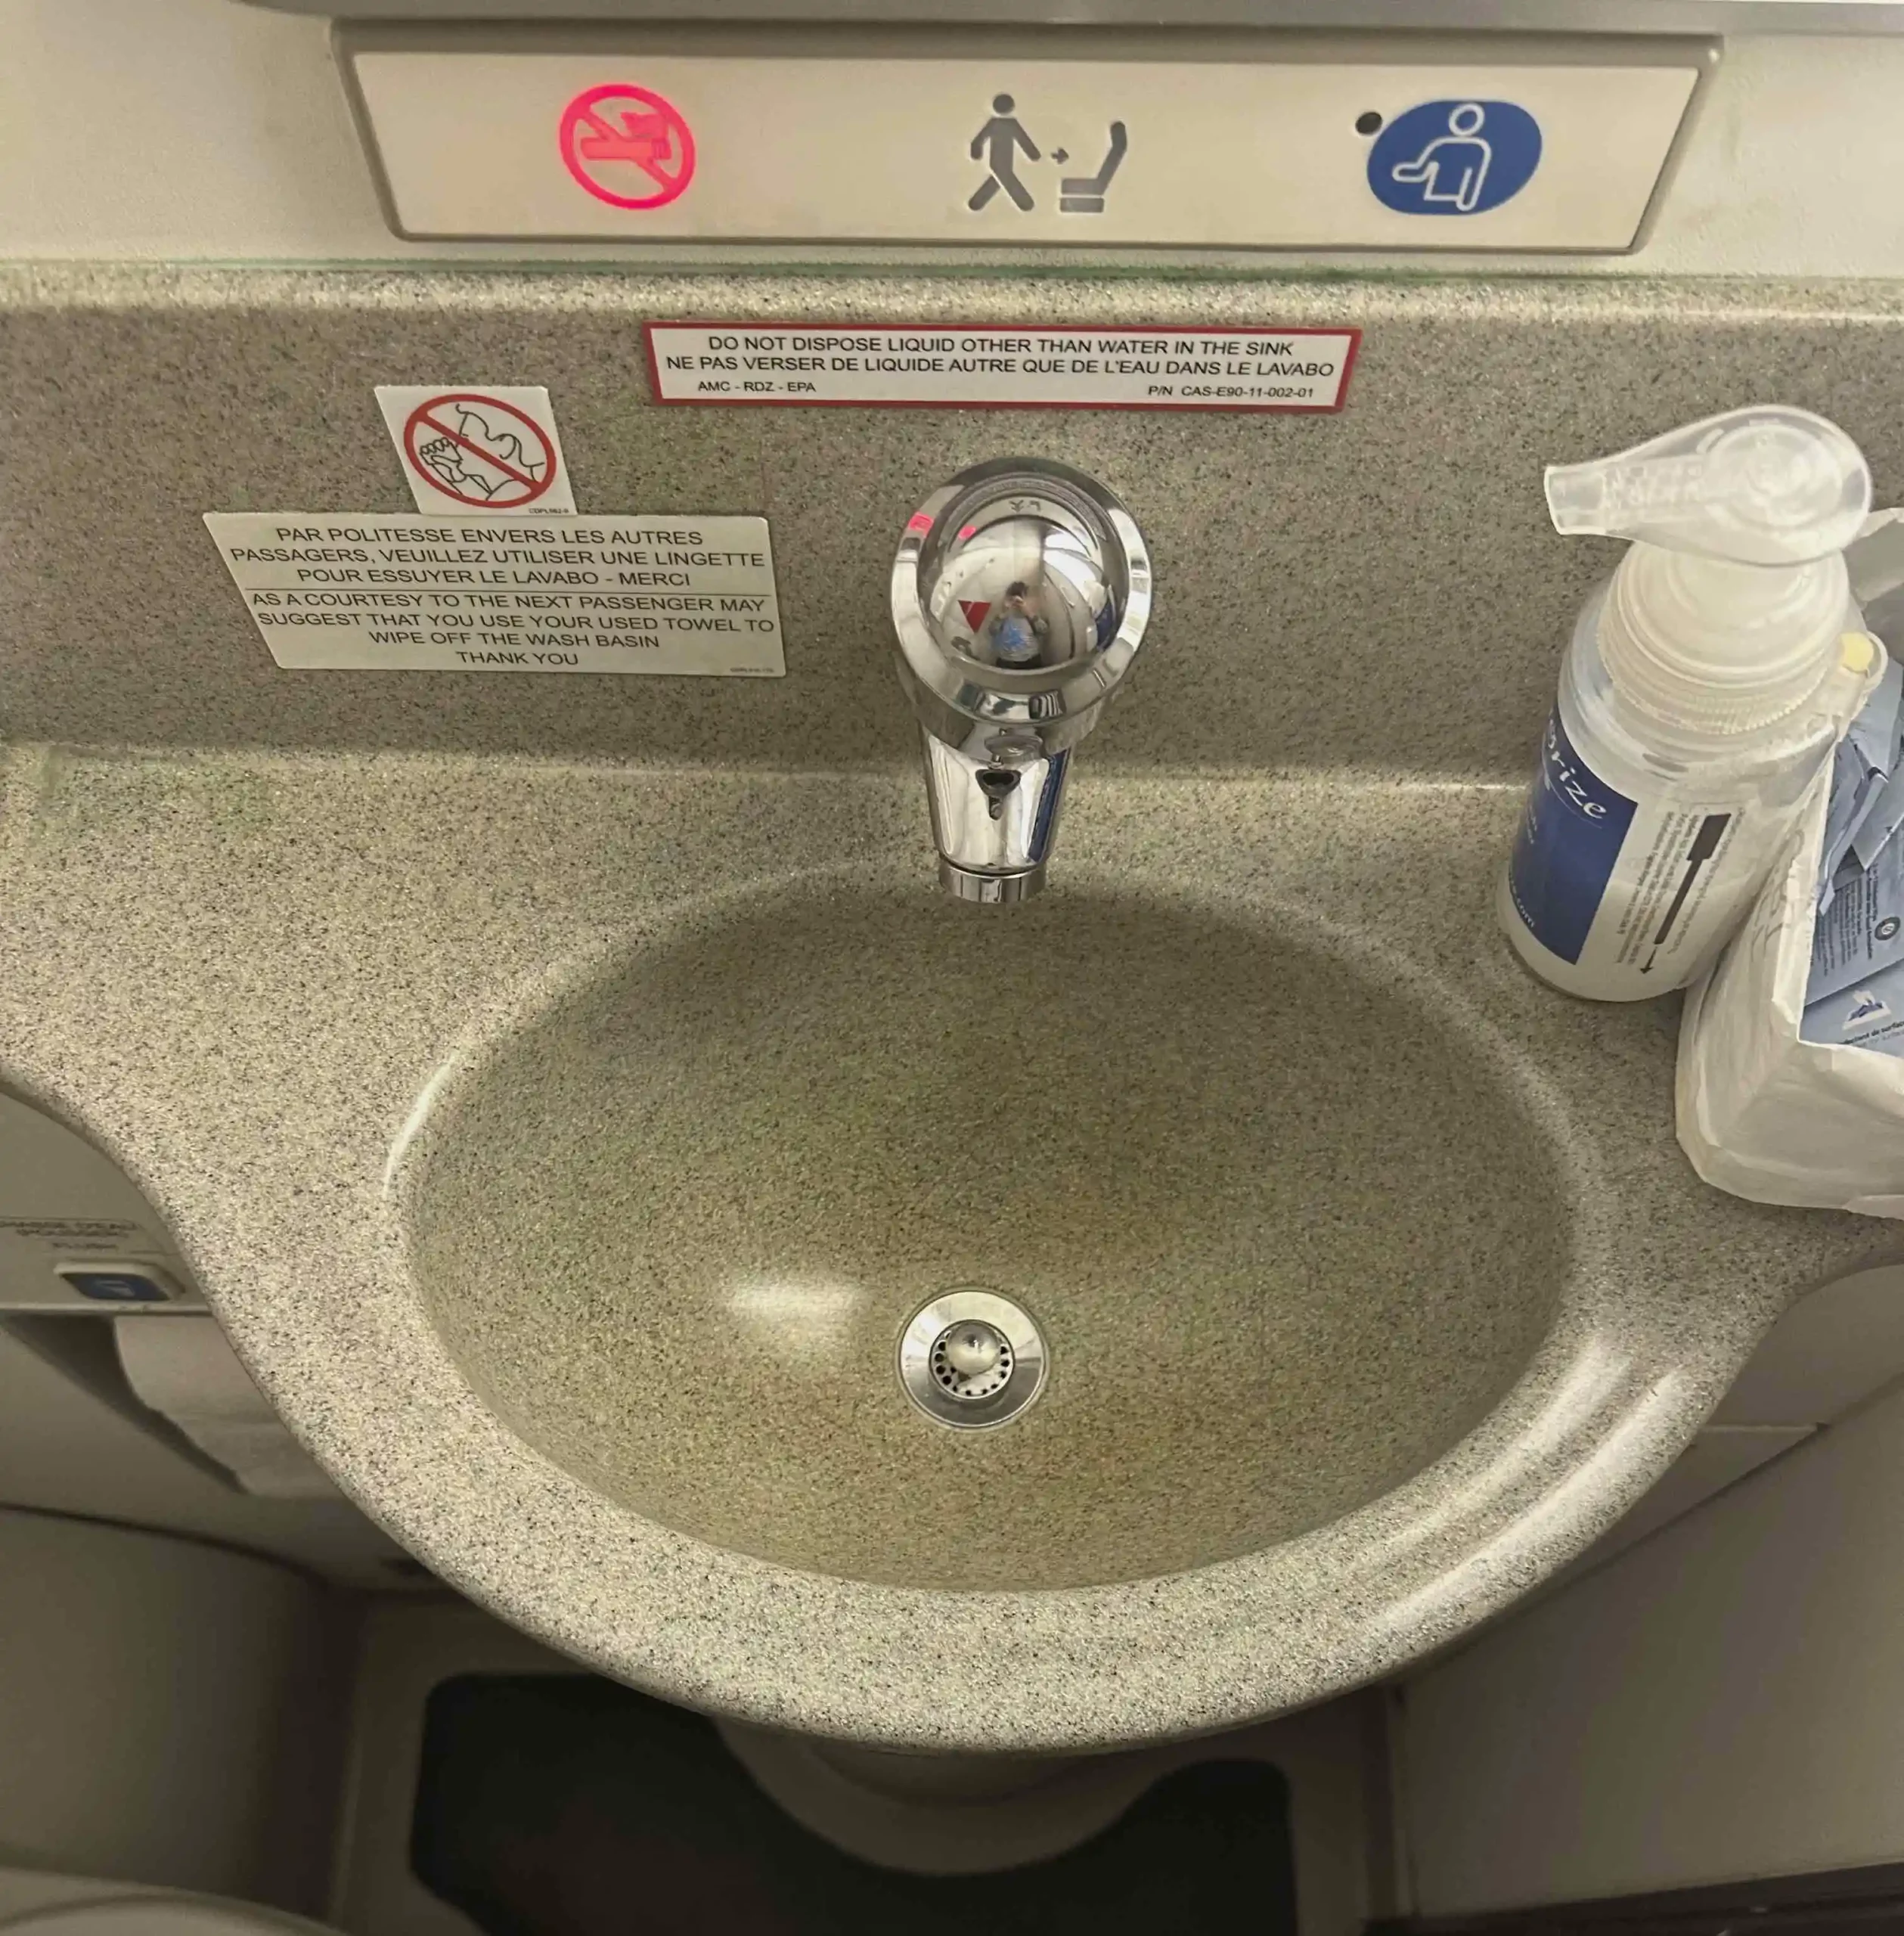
374, 386, 575, 514
559, 83, 696, 210
644, 324, 1359, 413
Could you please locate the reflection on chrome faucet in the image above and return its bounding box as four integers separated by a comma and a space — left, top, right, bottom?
888, 458, 1152, 904
985, 582, 1048, 666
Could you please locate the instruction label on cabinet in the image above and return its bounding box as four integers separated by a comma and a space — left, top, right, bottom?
203, 513, 783, 676
0, 1217, 152, 1255
645, 324, 1358, 411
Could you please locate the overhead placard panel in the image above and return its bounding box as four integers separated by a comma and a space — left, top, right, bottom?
341, 32, 1713, 253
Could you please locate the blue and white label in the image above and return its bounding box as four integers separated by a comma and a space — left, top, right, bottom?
1509, 712, 1637, 966
1806, 830, 1904, 1004
1368, 100, 1543, 216
1509, 709, 1754, 987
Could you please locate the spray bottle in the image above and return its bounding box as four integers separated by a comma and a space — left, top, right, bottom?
1500, 405, 1886, 1001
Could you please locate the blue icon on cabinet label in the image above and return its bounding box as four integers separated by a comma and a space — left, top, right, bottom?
1368, 100, 1542, 216
63, 1270, 169, 1303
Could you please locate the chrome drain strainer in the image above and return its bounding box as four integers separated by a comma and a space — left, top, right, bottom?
900, 1289, 1047, 1429
932, 1320, 1013, 1400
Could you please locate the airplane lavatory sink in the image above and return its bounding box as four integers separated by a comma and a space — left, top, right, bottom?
402, 875, 1567, 1596
2, 749, 1877, 1751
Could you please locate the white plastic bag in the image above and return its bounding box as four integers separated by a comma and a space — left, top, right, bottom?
1678, 771, 1904, 1217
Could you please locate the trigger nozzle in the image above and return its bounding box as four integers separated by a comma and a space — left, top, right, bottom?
1544, 405, 1871, 567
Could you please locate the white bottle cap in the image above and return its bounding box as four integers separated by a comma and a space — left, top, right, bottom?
1599, 549, 1854, 734
1546, 407, 1874, 735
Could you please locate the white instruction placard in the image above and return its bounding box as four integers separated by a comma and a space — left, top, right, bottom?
646, 325, 1357, 411
374, 386, 575, 514
203, 513, 783, 676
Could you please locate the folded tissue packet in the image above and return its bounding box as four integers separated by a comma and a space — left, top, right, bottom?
1806, 644, 1904, 1053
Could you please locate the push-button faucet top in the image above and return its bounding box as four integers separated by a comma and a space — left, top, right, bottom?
888, 458, 1152, 904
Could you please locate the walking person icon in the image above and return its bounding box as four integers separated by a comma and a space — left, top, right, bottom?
969, 95, 1040, 212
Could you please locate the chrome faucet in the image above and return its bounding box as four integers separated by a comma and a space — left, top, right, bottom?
889, 458, 1152, 904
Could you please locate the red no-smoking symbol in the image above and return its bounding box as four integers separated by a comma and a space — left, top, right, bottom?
402, 393, 557, 510
558, 83, 696, 210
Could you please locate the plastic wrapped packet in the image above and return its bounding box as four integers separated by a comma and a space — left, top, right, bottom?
1803, 958, 1904, 1053
1817, 654, 1902, 904
1676, 512, 1904, 1214
1678, 771, 1904, 1215
1841, 517, 1904, 876
1846, 671, 1904, 876
1800, 664, 1904, 1056
1804, 828, 1904, 1041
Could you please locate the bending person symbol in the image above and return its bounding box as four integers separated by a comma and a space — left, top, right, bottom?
1369, 98, 1542, 217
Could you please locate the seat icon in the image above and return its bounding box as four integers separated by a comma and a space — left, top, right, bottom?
1059, 122, 1127, 214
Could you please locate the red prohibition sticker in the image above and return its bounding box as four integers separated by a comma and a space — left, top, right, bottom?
559, 83, 696, 210
400, 392, 558, 510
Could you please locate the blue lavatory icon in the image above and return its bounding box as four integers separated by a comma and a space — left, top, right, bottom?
1368, 99, 1543, 216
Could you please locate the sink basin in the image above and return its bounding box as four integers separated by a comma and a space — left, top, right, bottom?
5, 754, 1875, 1748
405, 875, 1568, 1593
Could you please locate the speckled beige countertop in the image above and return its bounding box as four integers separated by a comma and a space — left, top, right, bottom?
0, 746, 1891, 1749
7, 265, 1904, 1748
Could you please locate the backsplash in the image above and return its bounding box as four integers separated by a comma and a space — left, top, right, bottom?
5, 265, 1904, 774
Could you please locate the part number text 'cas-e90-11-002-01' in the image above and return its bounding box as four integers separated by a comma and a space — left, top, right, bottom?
644, 324, 1360, 411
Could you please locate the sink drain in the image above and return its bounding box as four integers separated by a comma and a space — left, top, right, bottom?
900, 1289, 1047, 1429
932, 1320, 1013, 1401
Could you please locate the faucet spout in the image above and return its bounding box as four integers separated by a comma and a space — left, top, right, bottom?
889, 458, 1152, 904
921, 730, 1069, 904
